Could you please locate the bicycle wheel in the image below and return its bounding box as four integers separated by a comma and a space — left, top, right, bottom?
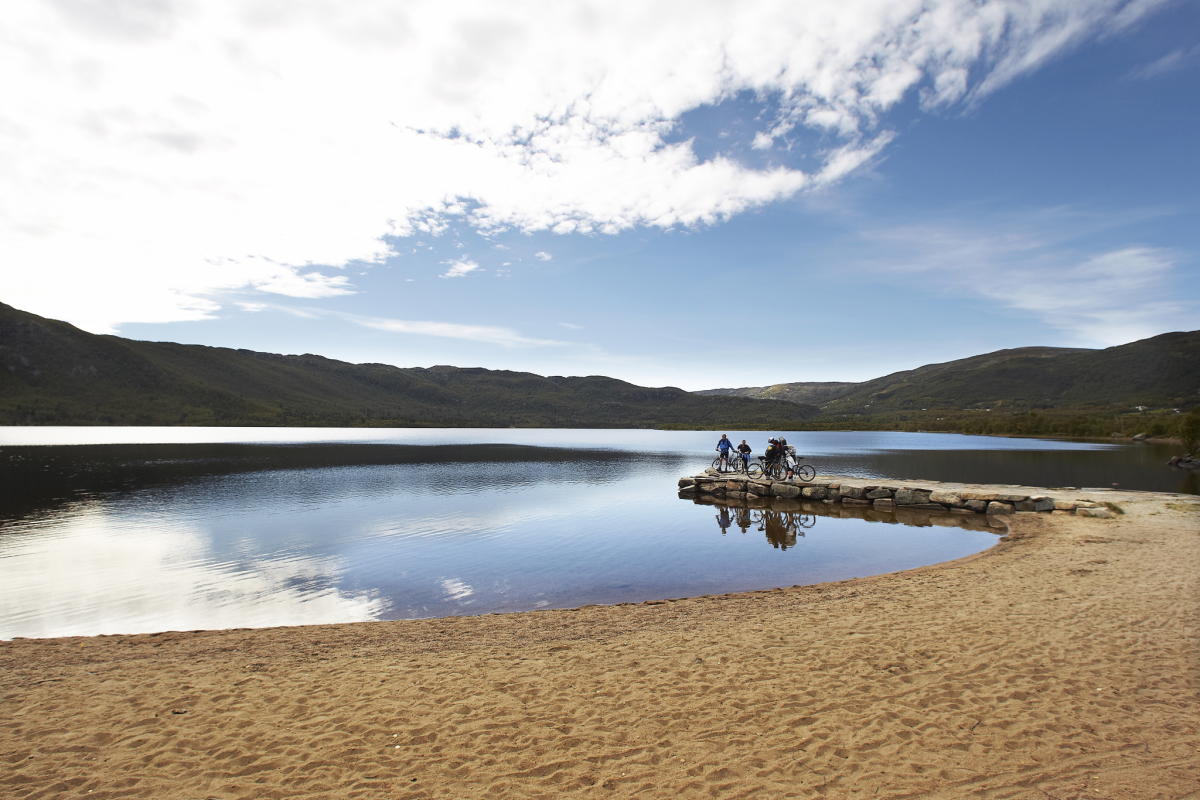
747, 462, 764, 477
796, 464, 816, 482
797, 514, 816, 528
711, 456, 726, 472
766, 462, 785, 480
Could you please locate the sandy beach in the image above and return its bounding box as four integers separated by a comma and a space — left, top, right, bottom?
3, 487, 1197, 799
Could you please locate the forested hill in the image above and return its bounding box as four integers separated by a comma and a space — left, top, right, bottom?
0, 302, 817, 428
699, 334, 1200, 415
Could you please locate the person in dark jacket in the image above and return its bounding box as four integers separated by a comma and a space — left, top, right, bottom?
736, 439, 752, 470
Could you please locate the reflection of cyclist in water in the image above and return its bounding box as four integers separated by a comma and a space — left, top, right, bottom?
761, 510, 797, 550
734, 506, 751, 533
716, 506, 733, 534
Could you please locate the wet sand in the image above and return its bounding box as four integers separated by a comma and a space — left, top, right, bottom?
2, 488, 1198, 799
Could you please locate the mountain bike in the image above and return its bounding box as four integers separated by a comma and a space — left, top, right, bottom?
787, 457, 817, 482
747, 457, 784, 479
711, 451, 745, 473
748, 455, 816, 481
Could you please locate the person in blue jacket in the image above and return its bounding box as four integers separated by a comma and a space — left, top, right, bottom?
715, 434, 736, 471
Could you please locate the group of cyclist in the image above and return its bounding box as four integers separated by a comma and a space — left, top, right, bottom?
715, 433, 797, 478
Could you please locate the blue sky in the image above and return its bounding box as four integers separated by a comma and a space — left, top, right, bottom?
2, 0, 1196, 390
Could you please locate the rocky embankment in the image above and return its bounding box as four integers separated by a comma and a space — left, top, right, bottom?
678, 470, 1121, 518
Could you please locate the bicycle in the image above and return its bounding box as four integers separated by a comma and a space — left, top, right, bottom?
748, 455, 816, 481
747, 456, 785, 479
711, 451, 745, 473
786, 456, 817, 482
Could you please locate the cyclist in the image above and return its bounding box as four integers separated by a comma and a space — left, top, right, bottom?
715, 434, 736, 472
779, 436, 795, 479
763, 437, 783, 472
736, 439, 752, 470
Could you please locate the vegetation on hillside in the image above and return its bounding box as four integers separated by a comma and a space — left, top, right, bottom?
0, 303, 816, 429
703, 332, 1200, 440
2, 301, 1196, 438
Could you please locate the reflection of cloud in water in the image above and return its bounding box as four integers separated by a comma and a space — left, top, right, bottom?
0, 509, 385, 639
360, 474, 665, 543
439, 578, 474, 601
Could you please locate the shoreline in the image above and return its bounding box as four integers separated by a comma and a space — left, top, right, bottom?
3, 486, 1198, 799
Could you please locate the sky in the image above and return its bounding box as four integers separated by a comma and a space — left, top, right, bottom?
2, 0, 1197, 391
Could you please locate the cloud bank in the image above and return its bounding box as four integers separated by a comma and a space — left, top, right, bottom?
0, 0, 1164, 330
862, 210, 1191, 345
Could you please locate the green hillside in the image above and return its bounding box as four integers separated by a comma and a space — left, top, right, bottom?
699, 381, 859, 406
0, 302, 817, 428
703, 336, 1200, 414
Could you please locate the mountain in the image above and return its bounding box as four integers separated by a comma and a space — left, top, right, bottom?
0, 302, 817, 428
697, 335, 1200, 415
700, 381, 859, 406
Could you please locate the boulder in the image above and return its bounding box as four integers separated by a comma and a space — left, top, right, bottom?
726, 490, 747, 501
840, 486, 866, 499
1076, 507, 1114, 519
678, 477, 696, 488
771, 483, 801, 498
703, 468, 721, 477
986, 501, 1015, 515
865, 487, 895, 500
894, 487, 933, 505
963, 499, 988, 513
802, 486, 828, 500
1028, 497, 1055, 512
929, 490, 963, 506
961, 491, 1029, 503
678, 486, 697, 496
873, 498, 896, 510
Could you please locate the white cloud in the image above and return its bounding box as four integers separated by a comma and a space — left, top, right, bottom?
558, 322, 583, 330
354, 314, 565, 348
439, 257, 481, 278
861, 211, 1193, 345
533, 251, 552, 261
1128, 45, 1200, 80
0, 0, 1165, 330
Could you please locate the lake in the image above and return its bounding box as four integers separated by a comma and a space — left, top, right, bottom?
1, 427, 1190, 639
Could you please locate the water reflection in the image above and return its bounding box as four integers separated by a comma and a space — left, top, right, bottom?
691, 492, 1000, 540
2, 450, 1002, 639
0, 502, 387, 639
715, 506, 816, 550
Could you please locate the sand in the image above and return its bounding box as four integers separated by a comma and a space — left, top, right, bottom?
2, 488, 1198, 799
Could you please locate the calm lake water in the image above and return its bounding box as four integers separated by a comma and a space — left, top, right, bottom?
1, 427, 1190, 639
